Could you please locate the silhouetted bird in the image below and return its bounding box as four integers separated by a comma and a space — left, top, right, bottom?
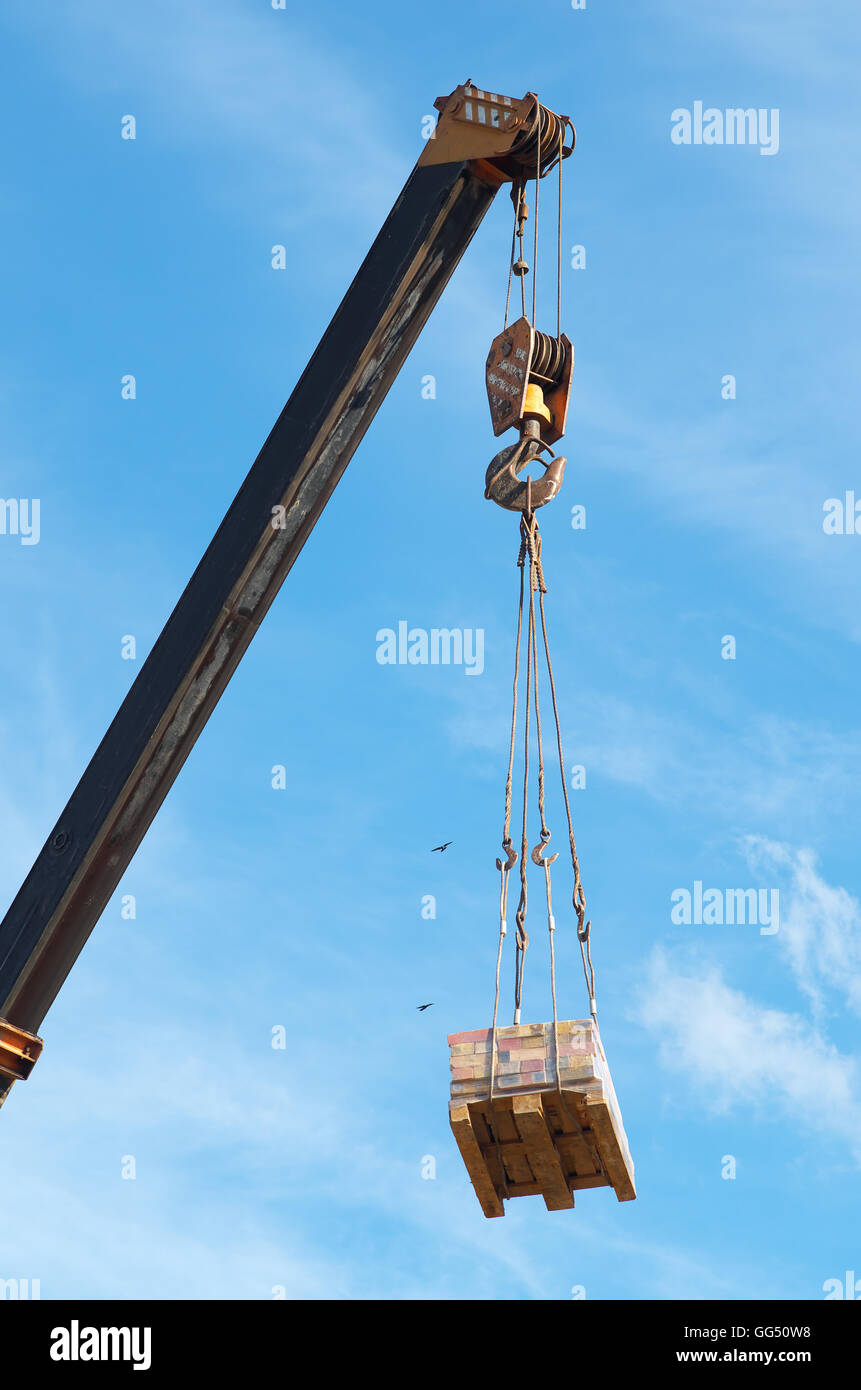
417, 1003, 434, 1011
432, 842, 452, 853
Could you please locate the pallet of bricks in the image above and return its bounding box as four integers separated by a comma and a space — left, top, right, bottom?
448, 1017, 635, 1217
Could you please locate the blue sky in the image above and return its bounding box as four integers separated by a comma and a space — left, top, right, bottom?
1, 0, 860, 1300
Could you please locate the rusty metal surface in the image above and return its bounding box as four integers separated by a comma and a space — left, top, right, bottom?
0, 1017, 43, 1082
486, 317, 532, 435
542, 332, 574, 445
486, 318, 573, 445
419, 83, 574, 180
484, 435, 567, 512
419, 85, 533, 170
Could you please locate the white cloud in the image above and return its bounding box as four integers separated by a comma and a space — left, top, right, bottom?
445, 667, 861, 843
743, 837, 861, 1019
636, 947, 861, 1161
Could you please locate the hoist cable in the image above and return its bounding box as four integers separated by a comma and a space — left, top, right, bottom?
521, 515, 561, 1064
518, 193, 527, 319
503, 226, 516, 331
532, 129, 540, 327
536, 580, 595, 1013
518, 512, 598, 1157
493, 510, 597, 1022
557, 119, 563, 343
490, 552, 525, 1054
513, 555, 532, 1024
503, 179, 519, 331
487, 549, 528, 1198
500, 557, 524, 872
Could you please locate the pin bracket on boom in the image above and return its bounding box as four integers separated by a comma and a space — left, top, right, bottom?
0, 1016, 43, 1082
419, 83, 574, 182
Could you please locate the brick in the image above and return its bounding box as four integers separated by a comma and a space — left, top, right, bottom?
559, 1065, 598, 1084
496, 1074, 544, 1091
448, 1029, 491, 1046
450, 1066, 481, 1080
520, 1057, 545, 1072
450, 1043, 476, 1056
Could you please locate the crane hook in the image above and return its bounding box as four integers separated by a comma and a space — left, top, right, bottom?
496, 840, 518, 873
484, 433, 566, 513
530, 829, 558, 869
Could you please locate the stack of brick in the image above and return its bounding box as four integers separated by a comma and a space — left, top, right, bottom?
450, 1011, 634, 1139
448, 1019, 605, 1105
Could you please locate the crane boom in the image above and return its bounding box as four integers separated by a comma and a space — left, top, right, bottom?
0, 83, 571, 1107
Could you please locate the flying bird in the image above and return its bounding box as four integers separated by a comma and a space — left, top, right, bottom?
417, 1003, 434, 1011
432, 841, 452, 853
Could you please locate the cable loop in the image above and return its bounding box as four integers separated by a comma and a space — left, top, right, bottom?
490, 511, 597, 1032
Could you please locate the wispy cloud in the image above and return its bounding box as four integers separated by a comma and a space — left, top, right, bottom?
445, 666, 861, 845
637, 846, 861, 1163
636, 946, 861, 1162
743, 837, 861, 1020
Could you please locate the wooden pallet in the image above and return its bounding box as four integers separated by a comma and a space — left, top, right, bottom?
448, 1019, 635, 1218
